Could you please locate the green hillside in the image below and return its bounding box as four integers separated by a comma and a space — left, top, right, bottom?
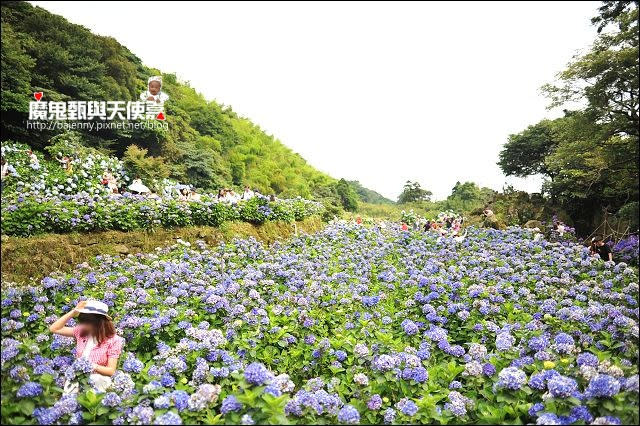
347, 180, 394, 204
0, 1, 384, 205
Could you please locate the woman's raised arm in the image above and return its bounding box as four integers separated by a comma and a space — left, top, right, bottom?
49, 300, 86, 337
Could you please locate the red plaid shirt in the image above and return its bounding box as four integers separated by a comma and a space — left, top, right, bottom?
73, 327, 124, 366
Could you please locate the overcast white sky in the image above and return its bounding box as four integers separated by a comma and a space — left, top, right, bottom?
33, 1, 599, 200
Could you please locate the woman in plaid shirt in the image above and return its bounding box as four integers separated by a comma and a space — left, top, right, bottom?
49, 300, 124, 393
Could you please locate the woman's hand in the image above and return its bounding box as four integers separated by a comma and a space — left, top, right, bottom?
72, 300, 87, 317
49, 302, 85, 336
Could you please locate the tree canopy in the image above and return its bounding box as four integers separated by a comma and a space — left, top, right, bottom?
498, 0, 639, 232
398, 181, 432, 204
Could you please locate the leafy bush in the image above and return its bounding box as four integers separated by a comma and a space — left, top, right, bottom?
121, 145, 170, 189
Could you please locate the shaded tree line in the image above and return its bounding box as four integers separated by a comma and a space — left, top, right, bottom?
498, 1, 639, 234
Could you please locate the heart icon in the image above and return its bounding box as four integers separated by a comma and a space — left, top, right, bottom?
156, 112, 165, 121
34, 92, 43, 101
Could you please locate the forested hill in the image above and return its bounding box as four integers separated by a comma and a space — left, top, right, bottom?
0, 1, 382, 205
347, 181, 394, 204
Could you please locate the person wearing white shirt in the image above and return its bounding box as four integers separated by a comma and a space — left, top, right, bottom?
242, 186, 255, 200
28, 150, 39, 169
1, 157, 9, 190
128, 177, 151, 194
229, 191, 239, 204
1, 158, 9, 180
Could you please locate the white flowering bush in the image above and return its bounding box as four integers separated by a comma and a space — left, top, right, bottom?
1, 141, 129, 198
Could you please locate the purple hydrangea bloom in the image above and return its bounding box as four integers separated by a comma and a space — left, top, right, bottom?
482, 363, 496, 377
337, 404, 360, 424
496, 332, 515, 351
160, 373, 176, 388
244, 362, 270, 385
570, 406, 593, 423
367, 394, 383, 410
497, 367, 527, 390
122, 354, 144, 374
576, 352, 599, 367
529, 402, 545, 417
221, 395, 243, 414
396, 398, 418, 416
154, 411, 183, 425
529, 373, 547, 390
536, 413, 561, 425
401, 319, 419, 336
585, 375, 621, 398
102, 392, 122, 407
449, 380, 463, 389
547, 375, 578, 398
171, 390, 189, 411
16, 382, 43, 398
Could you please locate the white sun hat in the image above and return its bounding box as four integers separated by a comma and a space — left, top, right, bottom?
148, 75, 162, 86
77, 300, 112, 319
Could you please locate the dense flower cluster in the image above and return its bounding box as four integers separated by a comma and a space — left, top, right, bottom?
1, 223, 638, 424
1, 192, 323, 236
610, 235, 639, 266
1, 141, 129, 199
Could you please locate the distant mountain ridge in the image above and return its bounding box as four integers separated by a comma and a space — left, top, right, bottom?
347, 180, 394, 204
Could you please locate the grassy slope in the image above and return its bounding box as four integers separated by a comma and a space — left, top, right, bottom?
1, 218, 324, 284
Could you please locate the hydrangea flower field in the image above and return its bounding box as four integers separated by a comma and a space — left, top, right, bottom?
0, 142, 323, 236
1, 223, 638, 425
1, 193, 323, 237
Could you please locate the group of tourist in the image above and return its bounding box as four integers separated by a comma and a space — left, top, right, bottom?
56, 154, 74, 174
422, 215, 464, 235
1, 150, 69, 188
105, 173, 161, 199
99, 170, 268, 205
27, 150, 40, 169
3, 148, 279, 205
97, 160, 276, 204
176, 187, 200, 202
217, 187, 248, 203
396, 212, 466, 240
101, 170, 120, 193
412, 211, 465, 237
217, 186, 274, 203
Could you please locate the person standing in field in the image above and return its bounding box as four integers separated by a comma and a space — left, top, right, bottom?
242, 186, 255, 200
1, 157, 10, 190
56, 155, 73, 174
